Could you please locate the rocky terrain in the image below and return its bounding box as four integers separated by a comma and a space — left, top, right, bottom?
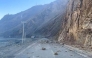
0, 0, 92, 58
0, 0, 92, 50
58, 0, 92, 49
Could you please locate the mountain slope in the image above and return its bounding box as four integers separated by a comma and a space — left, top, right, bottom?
0, 5, 45, 34
0, 0, 68, 38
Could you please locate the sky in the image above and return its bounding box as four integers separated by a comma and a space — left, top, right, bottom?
0, 0, 55, 19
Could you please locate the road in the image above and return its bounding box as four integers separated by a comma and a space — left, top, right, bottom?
14, 39, 89, 58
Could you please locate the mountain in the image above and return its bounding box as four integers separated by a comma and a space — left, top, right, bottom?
34, 13, 66, 38
0, 5, 45, 34
58, 0, 92, 46
0, 0, 68, 38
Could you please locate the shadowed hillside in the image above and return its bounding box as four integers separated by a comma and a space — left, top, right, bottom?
0, 0, 68, 38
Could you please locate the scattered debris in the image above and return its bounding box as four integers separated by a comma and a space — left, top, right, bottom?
70, 55, 73, 56
65, 51, 67, 52
89, 45, 91, 46
62, 43, 65, 45
90, 47, 92, 49
42, 47, 46, 50
69, 49, 72, 51
62, 43, 65, 47
46, 41, 49, 43
81, 46, 84, 48
36, 56, 39, 57
54, 52, 58, 55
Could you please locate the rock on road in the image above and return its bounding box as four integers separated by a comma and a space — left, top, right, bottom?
14, 39, 89, 58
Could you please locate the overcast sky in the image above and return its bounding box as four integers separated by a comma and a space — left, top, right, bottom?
0, 0, 55, 19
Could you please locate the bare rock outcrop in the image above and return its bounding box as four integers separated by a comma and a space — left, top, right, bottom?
58, 0, 92, 47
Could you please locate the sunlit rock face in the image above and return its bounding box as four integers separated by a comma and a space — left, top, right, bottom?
58, 0, 92, 46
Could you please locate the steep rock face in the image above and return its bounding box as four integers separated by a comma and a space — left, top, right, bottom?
58, 0, 92, 46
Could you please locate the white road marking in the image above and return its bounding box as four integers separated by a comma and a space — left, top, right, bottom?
51, 50, 55, 58
48, 44, 55, 58
15, 43, 36, 55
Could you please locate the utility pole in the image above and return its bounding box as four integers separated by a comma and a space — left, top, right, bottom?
21, 21, 26, 43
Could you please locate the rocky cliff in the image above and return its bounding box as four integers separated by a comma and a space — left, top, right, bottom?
58, 0, 92, 47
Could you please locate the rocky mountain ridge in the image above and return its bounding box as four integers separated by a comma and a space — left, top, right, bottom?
0, 0, 68, 38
